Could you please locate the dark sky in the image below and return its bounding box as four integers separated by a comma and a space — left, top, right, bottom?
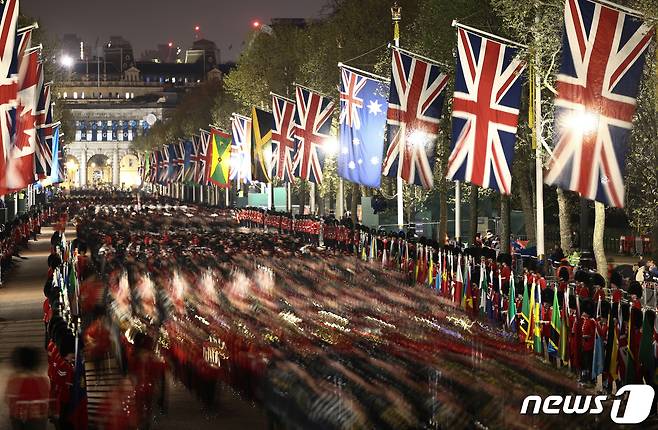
22, 0, 327, 61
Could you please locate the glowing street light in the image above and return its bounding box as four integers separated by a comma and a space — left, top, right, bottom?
564, 110, 599, 136
408, 130, 432, 149
323, 136, 339, 155
60, 55, 74, 68
252, 20, 261, 28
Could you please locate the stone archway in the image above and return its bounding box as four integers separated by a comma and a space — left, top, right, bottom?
64, 155, 80, 188
87, 154, 112, 186
120, 153, 141, 188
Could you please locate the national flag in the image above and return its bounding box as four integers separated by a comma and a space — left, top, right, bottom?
292, 85, 335, 184
48, 124, 62, 183
508, 273, 517, 331
623, 309, 636, 385
639, 310, 656, 383
463, 259, 474, 311
545, 0, 654, 208
548, 287, 561, 355
35, 80, 51, 178
446, 27, 525, 194
559, 288, 569, 362
0, 0, 20, 180
606, 302, 621, 380
141, 150, 150, 183
196, 131, 211, 184
251, 106, 274, 183
207, 127, 231, 188
166, 142, 183, 184
5, 48, 40, 192
479, 263, 488, 318
182, 139, 194, 183
592, 297, 604, 380
519, 277, 530, 341
532, 281, 542, 353
382, 47, 448, 189
271, 94, 296, 182
337, 66, 388, 188
230, 113, 252, 184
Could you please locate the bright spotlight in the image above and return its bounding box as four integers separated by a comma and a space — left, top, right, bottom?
252, 21, 261, 28
323, 136, 339, 155
60, 55, 74, 68
565, 111, 599, 135
408, 130, 431, 149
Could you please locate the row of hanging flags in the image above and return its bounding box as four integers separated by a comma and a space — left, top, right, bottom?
0, 0, 65, 195
142, 0, 654, 209
361, 233, 656, 381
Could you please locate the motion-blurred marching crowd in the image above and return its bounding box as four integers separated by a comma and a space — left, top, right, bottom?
4, 190, 658, 429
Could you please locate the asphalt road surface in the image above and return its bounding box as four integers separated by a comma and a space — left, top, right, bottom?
0, 225, 267, 429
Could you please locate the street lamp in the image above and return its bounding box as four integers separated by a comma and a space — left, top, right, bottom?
60, 55, 74, 68
323, 136, 339, 155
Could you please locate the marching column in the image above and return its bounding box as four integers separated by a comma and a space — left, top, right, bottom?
112, 148, 120, 186
80, 148, 88, 187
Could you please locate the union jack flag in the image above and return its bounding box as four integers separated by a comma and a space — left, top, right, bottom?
230, 113, 252, 184
197, 129, 211, 184
382, 48, 449, 189
271, 94, 296, 182
545, 0, 654, 208
292, 85, 334, 184
156, 147, 168, 184
0, 0, 19, 178
446, 28, 526, 194
35, 81, 52, 178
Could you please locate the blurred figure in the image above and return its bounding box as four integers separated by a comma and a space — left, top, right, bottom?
3, 347, 50, 430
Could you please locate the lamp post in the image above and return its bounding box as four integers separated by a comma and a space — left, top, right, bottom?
392, 2, 404, 230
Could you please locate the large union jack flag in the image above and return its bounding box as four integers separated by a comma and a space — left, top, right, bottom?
230, 113, 252, 184
382, 48, 449, 189
292, 85, 334, 184
271, 94, 296, 183
545, 0, 654, 208
0, 0, 18, 182
446, 28, 525, 194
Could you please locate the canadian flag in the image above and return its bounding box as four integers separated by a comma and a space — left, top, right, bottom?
4, 48, 40, 191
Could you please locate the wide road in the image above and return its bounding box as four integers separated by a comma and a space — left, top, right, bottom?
0, 225, 267, 429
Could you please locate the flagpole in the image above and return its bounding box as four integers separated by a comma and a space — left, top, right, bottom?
392, 2, 404, 231
455, 181, 461, 242
534, 5, 545, 260
287, 182, 292, 213
337, 178, 344, 218
309, 182, 316, 214
267, 183, 273, 210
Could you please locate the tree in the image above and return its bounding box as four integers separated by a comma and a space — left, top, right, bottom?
593, 202, 608, 281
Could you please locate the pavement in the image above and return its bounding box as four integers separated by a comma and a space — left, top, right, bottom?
0, 225, 267, 429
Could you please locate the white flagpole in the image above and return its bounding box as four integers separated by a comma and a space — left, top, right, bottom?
287, 182, 292, 212
392, 3, 404, 231
337, 178, 344, 218
534, 8, 545, 260
267, 183, 273, 210
455, 181, 461, 242
309, 182, 316, 214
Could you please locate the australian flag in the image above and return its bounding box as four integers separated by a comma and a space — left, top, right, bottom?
545, 0, 654, 208
337, 66, 388, 188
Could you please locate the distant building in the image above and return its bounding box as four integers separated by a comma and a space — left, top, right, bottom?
104, 36, 134, 73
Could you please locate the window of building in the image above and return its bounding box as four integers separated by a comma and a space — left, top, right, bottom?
81, 92, 85, 99
125, 92, 130, 99
63, 92, 68, 99
73, 92, 78, 99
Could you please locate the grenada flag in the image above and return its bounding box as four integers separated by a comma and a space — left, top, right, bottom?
208, 127, 231, 188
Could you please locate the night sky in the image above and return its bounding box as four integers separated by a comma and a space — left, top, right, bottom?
22, 0, 327, 61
